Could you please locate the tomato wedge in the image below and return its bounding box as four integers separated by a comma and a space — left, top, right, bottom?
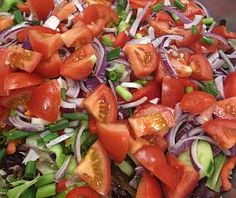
4, 72, 43, 91
75, 141, 111, 196
53, 2, 77, 21
213, 25, 236, 39
134, 145, 177, 188
0, 15, 13, 31
27, 80, 61, 122
180, 91, 216, 115
224, 72, 236, 98
114, 32, 129, 48
97, 122, 129, 163
66, 186, 99, 198
83, 84, 117, 123
34, 53, 62, 79
129, 0, 160, 9
136, 172, 163, 198
202, 119, 236, 149
28, 30, 63, 59
27, 0, 54, 20
123, 43, 158, 78
6, 46, 42, 73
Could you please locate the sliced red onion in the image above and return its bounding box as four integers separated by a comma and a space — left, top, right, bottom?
184, 15, 203, 29
22, 39, 32, 50
190, 140, 202, 172
0, 12, 14, 17
0, 39, 18, 48
80, 81, 90, 93
73, 0, 84, 12
15, 110, 31, 121
174, 103, 183, 122
43, 16, 60, 30
22, 149, 40, 165
65, 15, 75, 28
149, 98, 160, 105
227, 51, 236, 59
108, 80, 117, 101
57, 77, 68, 89
120, 82, 143, 89
194, 0, 210, 17
188, 127, 204, 136
85, 77, 100, 91
125, 10, 133, 24
103, 27, 118, 33
119, 96, 148, 109
74, 124, 86, 164
204, 32, 228, 46
207, 21, 216, 33
55, 155, 71, 182
161, 50, 177, 77
208, 51, 219, 64
219, 50, 235, 72
118, 112, 124, 120
229, 145, 236, 156
108, 58, 131, 69
120, 70, 131, 82
125, 0, 130, 13
229, 39, 236, 50
214, 76, 225, 98
148, 26, 155, 40
178, 47, 195, 54
128, 36, 152, 45
46, 132, 73, 148
163, 6, 192, 24
66, 79, 80, 98
31, 117, 50, 126
67, 98, 84, 108
9, 116, 45, 132
3, 22, 30, 41
129, 166, 145, 189
129, 2, 152, 37
152, 34, 184, 48
61, 100, 76, 110
164, 0, 171, 6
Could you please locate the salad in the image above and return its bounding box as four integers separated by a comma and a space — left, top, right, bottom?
0, 0, 236, 197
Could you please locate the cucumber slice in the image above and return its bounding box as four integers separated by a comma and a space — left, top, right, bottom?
178, 150, 193, 167
197, 140, 214, 178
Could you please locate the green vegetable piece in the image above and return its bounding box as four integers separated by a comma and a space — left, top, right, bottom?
107, 63, 125, 82
20, 185, 37, 198
201, 36, 214, 45
185, 86, 193, 93
206, 153, 226, 192
173, 0, 186, 10
80, 129, 97, 158
35, 173, 55, 188
0, 0, 22, 12
14, 10, 24, 24
62, 112, 88, 121
153, 3, 163, 12
0, 148, 6, 162
48, 144, 63, 161
202, 17, 214, 26
135, 33, 143, 39
4, 129, 35, 140
171, 13, 179, 22
43, 133, 59, 144
178, 150, 193, 167
48, 119, 69, 132
117, 160, 134, 177
7, 175, 39, 198
102, 35, 113, 47
36, 183, 56, 198
202, 81, 219, 97
24, 161, 36, 180
115, 85, 133, 101
191, 25, 198, 35
61, 88, 67, 101
117, 0, 127, 13
135, 79, 147, 86
118, 20, 129, 33
107, 48, 121, 61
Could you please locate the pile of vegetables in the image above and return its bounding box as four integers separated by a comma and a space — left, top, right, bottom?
0, 0, 236, 197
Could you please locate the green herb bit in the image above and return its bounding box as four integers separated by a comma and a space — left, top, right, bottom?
222, 62, 230, 69
14, 10, 24, 24
36, 183, 56, 198
35, 173, 55, 188
0, 0, 21, 12
107, 48, 121, 61
115, 85, 133, 102
42, 133, 58, 144
116, 160, 134, 177
191, 25, 198, 35
80, 129, 97, 158
153, 2, 163, 12
201, 36, 214, 45
118, 20, 129, 33
24, 161, 36, 180
61, 88, 67, 101
4, 129, 35, 140
185, 86, 193, 93
48, 119, 69, 132
107, 63, 125, 82
171, 13, 179, 22
202, 81, 219, 97
135, 79, 147, 86
102, 35, 113, 47
117, 0, 127, 13
202, 17, 214, 26
62, 112, 88, 121
0, 148, 6, 162
173, 0, 186, 10
20, 186, 37, 198
31, 20, 41, 25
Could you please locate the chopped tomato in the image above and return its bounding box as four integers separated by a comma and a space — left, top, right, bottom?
0, 106, 9, 128
155, 11, 174, 23
83, 84, 117, 123
224, 72, 236, 98
164, 155, 200, 198
6, 140, 21, 155
220, 156, 236, 191
129, 0, 160, 9
123, 43, 158, 78
17, 2, 31, 14
88, 117, 98, 134
97, 122, 129, 163
181, 0, 204, 18
202, 119, 236, 149
189, 54, 213, 81
4, 72, 43, 91
114, 32, 129, 48
180, 91, 216, 115
28, 30, 63, 59
66, 186, 99, 198
134, 145, 177, 188
136, 172, 163, 198
83, 0, 112, 6
61, 26, 93, 48
56, 180, 67, 193
142, 133, 168, 152
75, 141, 111, 196
131, 80, 161, 102
0, 16, 13, 31
27, 0, 55, 20
34, 53, 62, 79
17, 26, 57, 43
60, 44, 96, 80
53, 2, 77, 21
129, 104, 175, 138
27, 80, 61, 122
161, 76, 185, 108
155, 55, 169, 82
213, 25, 236, 39
6, 46, 42, 73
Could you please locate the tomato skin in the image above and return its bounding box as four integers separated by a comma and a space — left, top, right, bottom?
66, 186, 99, 198
214, 97, 236, 120
129, 0, 160, 9
17, 2, 31, 14
17, 26, 57, 43
75, 141, 111, 196
123, 43, 158, 78
114, 32, 129, 48
97, 122, 129, 163
54, 2, 77, 21
161, 76, 185, 108
0, 16, 13, 31
224, 72, 236, 98
136, 172, 163, 198
27, 80, 61, 122
164, 155, 200, 198
27, 0, 54, 20
34, 53, 61, 79
60, 44, 96, 80
134, 145, 177, 188
56, 180, 67, 193
202, 119, 236, 149
180, 91, 216, 115
4, 72, 43, 91
213, 25, 236, 39
83, 84, 117, 123
189, 54, 213, 81
84, 0, 112, 6
28, 30, 63, 59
